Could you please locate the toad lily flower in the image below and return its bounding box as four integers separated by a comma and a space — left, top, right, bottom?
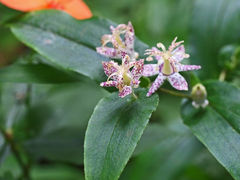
100, 55, 144, 98
143, 37, 201, 97
96, 22, 138, 60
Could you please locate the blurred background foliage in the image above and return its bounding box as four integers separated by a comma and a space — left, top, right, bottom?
0, 0, 239, 179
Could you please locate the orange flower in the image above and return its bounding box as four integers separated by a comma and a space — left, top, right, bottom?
0, 0, 92, 20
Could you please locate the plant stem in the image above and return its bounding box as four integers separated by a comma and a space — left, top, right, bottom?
158, 88, 191, 99
219, 69, 227, 81
132, 92, 138, 99
0, 128, 31, 180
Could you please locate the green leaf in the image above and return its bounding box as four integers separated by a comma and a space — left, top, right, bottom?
32, 165, 84, 180
0, 83, 29, 128
0, 55, 79, 84
21, 82, 105, 164
0, 81, 105, 165
121, 124, 200, 180
84, 89, 158, 180
0, 4, 21, 25
181, 81, 240, 179
0, 155, 21, 178
190, 0, 240, 79
10, 10, 148, 83
0, 142, 9, 167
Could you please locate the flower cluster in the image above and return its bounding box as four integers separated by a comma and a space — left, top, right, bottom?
97, 22, 143, 98
97, 22, 203, 106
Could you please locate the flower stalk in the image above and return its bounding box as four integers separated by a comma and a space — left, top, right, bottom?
0, 127, 31, 180
158, 88, 191, 98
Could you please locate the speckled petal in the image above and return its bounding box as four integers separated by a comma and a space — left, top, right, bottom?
97, 47, 122, 59
132, 59, 144, 79
147, 73, 166, 97
122, 54, 131, 66
171, 45, 189, 62
125, 22, 135, 50
100, 81, 118, 87
167, 73, 188, 91
176, 64, 201, 72
119, 86, 132, 98
143, 64, 159, 77
102, 61, 119, 77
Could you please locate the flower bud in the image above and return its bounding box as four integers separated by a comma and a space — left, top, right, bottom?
5, 128, 13, 140
191, 83, 209, 108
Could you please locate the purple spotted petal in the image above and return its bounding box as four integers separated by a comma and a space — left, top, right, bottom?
122, 54, 131, 66
100, 81, 118, 87
171, 45, 189, 62
143, 64, 159, 77
147, 73, 166, 97
131, 79, 140, 88
176, 64, 201, 72
132, 59, 144, 80
125, 22, 135, 50
102, 61, 119, 77
97, 47, 122, 59
119, 86, 132, 98
167, 73, 188, 91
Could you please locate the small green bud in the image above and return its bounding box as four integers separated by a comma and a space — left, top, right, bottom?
5, 128, 13, 140
191, 83, 209, 108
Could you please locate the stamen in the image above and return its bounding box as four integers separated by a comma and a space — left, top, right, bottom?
157, 43, 166, 51
146, 56, 153, 61
107, 72, 118, 81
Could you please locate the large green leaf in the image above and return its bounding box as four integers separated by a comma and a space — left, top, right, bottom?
120, 124, 200, 180
10, 10, 148, 83
84, 89, 158, 180
21, 82, 105, 164
0, 81, 105, 165
0, 155, 21, 178
31, 165, 84, 180
181, 81, 240, 179
0, 53, 80, 84
0, 4, 21, 25
0, 63, 79, 84
0, 83, 28, 128
190, 0, 240, 79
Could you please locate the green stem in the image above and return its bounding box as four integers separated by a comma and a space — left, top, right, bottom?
0, 84, 33, 180
0, 128, 31, 180
219, 69, 227, 81
132, 92, 138, 99
158, 88, 191, 99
